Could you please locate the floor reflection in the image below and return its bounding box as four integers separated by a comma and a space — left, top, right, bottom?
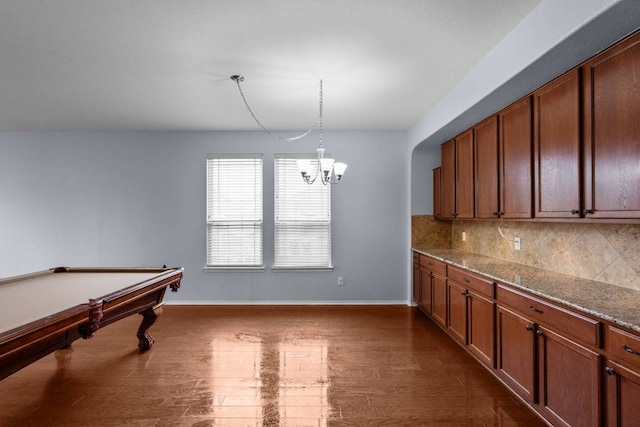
275, 340, 329, 424
208, 333, 331, 425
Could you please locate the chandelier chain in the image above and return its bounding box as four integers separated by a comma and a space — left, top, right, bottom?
232, 76, 323, 143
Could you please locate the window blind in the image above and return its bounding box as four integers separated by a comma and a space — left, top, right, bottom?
206, 154, 263, 267
274, 155, 331, 268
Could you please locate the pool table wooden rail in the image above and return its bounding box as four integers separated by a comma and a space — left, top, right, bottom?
0, 266, 182, 381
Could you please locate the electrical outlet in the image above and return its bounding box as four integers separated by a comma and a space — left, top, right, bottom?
462, 231, 466, 242
338, 276, 344, 286
514, 237, 521, 251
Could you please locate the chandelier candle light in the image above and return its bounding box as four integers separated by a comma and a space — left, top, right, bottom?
230, 75, 347, 185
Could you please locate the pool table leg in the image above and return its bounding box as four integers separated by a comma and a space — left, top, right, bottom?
137, 304, 162, 352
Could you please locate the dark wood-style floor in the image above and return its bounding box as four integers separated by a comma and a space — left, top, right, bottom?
0, 306, 546, 426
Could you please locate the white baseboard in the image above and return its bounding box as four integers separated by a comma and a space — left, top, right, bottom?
165, 299, 411, 306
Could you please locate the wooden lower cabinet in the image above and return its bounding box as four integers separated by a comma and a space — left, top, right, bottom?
605, 325, 640, 426
419, 266, 432, 314
414, 254, 446, 318
497, 305, 537, 403
447, 280, 468, 344
468, 290, 495, 368
431, 273, 447, 327
538, 326, 601, 427
413, 250, 640, 426
605, 360, 640, 426
445, 276, 496, 369
412, 254, 420, 304
497, 306, 602, 426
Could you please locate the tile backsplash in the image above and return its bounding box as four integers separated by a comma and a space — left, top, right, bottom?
411, 215, 451, 249
412, 215, 640, 291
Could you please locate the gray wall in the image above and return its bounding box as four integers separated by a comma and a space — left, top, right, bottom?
410, 144, 439, 215
0, 130, 409, 304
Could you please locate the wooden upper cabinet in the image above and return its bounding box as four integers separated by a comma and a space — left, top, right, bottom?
441, 139, 456, 219
434, 30, 640, 223
533, 69, 582, 218
582, 31, 640, 219
474, 115, 500, 219
440, 132, 474, 219
433, 167, 442, 219
499, 97, 533, 219
455, 129, 475, 219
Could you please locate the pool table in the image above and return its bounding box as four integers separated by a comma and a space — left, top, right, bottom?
0, 266, 182, 381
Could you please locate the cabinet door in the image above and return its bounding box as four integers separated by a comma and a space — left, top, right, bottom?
474, 115, 500, 219
499, 97, 533, 219
441, 139, 456, 219
412, 261, 420, 304
419, 267, 432, 315
533, 69, 582, 218
582, 32, 640, 219
468, 290, 496, 368
433, 167, 442, 219
455, 129, 474, 219
605, 360, 640, 427
537, 326, 601, 427
496, 306, 536, 403
431, 273, 447, 327
447, 280, 467, 345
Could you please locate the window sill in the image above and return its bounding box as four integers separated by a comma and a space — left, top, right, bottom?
203, 266, 265, 272
271, 266, 334, 272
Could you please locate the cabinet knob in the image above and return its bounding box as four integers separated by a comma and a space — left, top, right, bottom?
605, 367, 615, 376
460, 290, 469, 297
525, 324, 534, 331
492, 211, 499, 217
623, 344, 640, 355
571, 209, 579, 215
536, 329, 543, 337
583, 209, 594, 215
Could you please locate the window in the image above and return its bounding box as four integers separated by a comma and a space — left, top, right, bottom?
206, 154, 263, 267
274, 155, 332, 269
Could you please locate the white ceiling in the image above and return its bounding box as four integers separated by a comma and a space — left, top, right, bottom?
0, 0, 540, 131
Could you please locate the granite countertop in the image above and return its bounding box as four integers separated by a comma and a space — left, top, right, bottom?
412, 247, 640, 334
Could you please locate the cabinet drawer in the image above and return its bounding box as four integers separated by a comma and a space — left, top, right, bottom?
497, 285, 601, 347
608, 326, 640, 369
419, 255, 446, 275
447, 265, 495, 298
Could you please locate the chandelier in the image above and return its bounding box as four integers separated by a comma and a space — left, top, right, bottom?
231, 75, 347, 185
